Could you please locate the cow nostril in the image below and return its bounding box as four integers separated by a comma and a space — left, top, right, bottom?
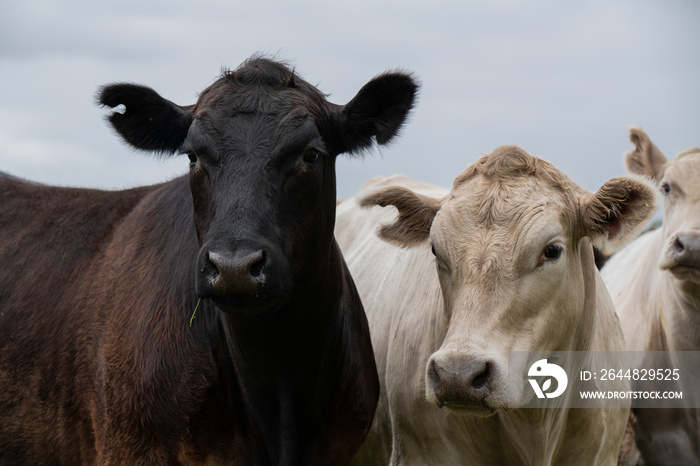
673, 237, 685, 254
471, 361, 492, 390
203, 252, 220, 278
428, 359, 441, 388
249, 251, 265, 278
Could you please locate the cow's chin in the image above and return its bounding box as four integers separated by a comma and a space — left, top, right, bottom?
668, 266, 700, 284
441, 402, 498, 418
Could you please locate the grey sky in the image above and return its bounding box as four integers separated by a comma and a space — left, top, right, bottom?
1, 0, 698, 201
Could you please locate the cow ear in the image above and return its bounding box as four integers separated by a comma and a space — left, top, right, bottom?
625, 126, 668, 181
334, 72, 419, 155
582, 176, 656, 246
98, 84, 193, 154
360, 186, 441, 247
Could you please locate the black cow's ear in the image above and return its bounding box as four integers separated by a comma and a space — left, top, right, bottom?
98, 84, 193, 154
335, 72, 419, 155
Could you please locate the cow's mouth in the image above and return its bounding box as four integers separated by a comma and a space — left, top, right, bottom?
667, 266, 700, 283
440, 400, 497, 418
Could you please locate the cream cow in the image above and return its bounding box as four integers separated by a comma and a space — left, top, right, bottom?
336, 145, 656, 465
602, 127, 700, 465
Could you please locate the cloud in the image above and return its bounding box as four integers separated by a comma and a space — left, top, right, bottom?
0, 0, 698, 201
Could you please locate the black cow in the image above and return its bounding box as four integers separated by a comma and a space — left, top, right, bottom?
0, 56, 418, 465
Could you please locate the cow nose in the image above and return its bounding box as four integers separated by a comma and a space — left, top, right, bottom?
205, 249, 266, 296
427, 356, 494, 407
667, 233, 700, 268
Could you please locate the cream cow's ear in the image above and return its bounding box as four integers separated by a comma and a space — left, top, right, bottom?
625, 126, 668, 182
582, 176, 657, 246
360, 187, 442, 247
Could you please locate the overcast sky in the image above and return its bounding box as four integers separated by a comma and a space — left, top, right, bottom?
1, 0, 698, 202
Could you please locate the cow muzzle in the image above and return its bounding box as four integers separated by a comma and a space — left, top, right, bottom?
195, 242, 288, 312
207, 249, 265, 295
660, 232, 700, 282
426, 352, 498, 417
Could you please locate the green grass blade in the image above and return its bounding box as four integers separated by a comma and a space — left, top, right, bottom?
189, 298, 201, 327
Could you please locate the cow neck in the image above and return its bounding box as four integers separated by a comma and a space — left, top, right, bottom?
497, 407, 567, 465
671, 271, 700, 302
660, 272, 700, 351
499, 389, 608, 465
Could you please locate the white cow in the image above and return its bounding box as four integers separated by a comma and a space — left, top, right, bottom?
336, 145, 656, 465
602, 127, 700, 465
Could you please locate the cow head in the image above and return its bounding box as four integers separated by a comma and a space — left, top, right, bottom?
99, 57, 418, 314
361, 145, 655, 415
626, 127, 700, 284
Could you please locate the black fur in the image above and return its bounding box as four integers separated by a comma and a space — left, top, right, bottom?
98, 84, 193, 154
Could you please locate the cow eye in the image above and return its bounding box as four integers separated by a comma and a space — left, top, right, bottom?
187, 152, 197, 167
661, 183, 671, 195
303, 149, 320, 164
543, 244, 562, 261
430, 245, 450, 273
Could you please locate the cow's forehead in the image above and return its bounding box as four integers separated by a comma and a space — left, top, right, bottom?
437, 175, 571, 240
194, 88, 324, 120
193, 107, 316, 139
189, 82, 331, 159
192, 68, 329, 120
439, 145, 580, 232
